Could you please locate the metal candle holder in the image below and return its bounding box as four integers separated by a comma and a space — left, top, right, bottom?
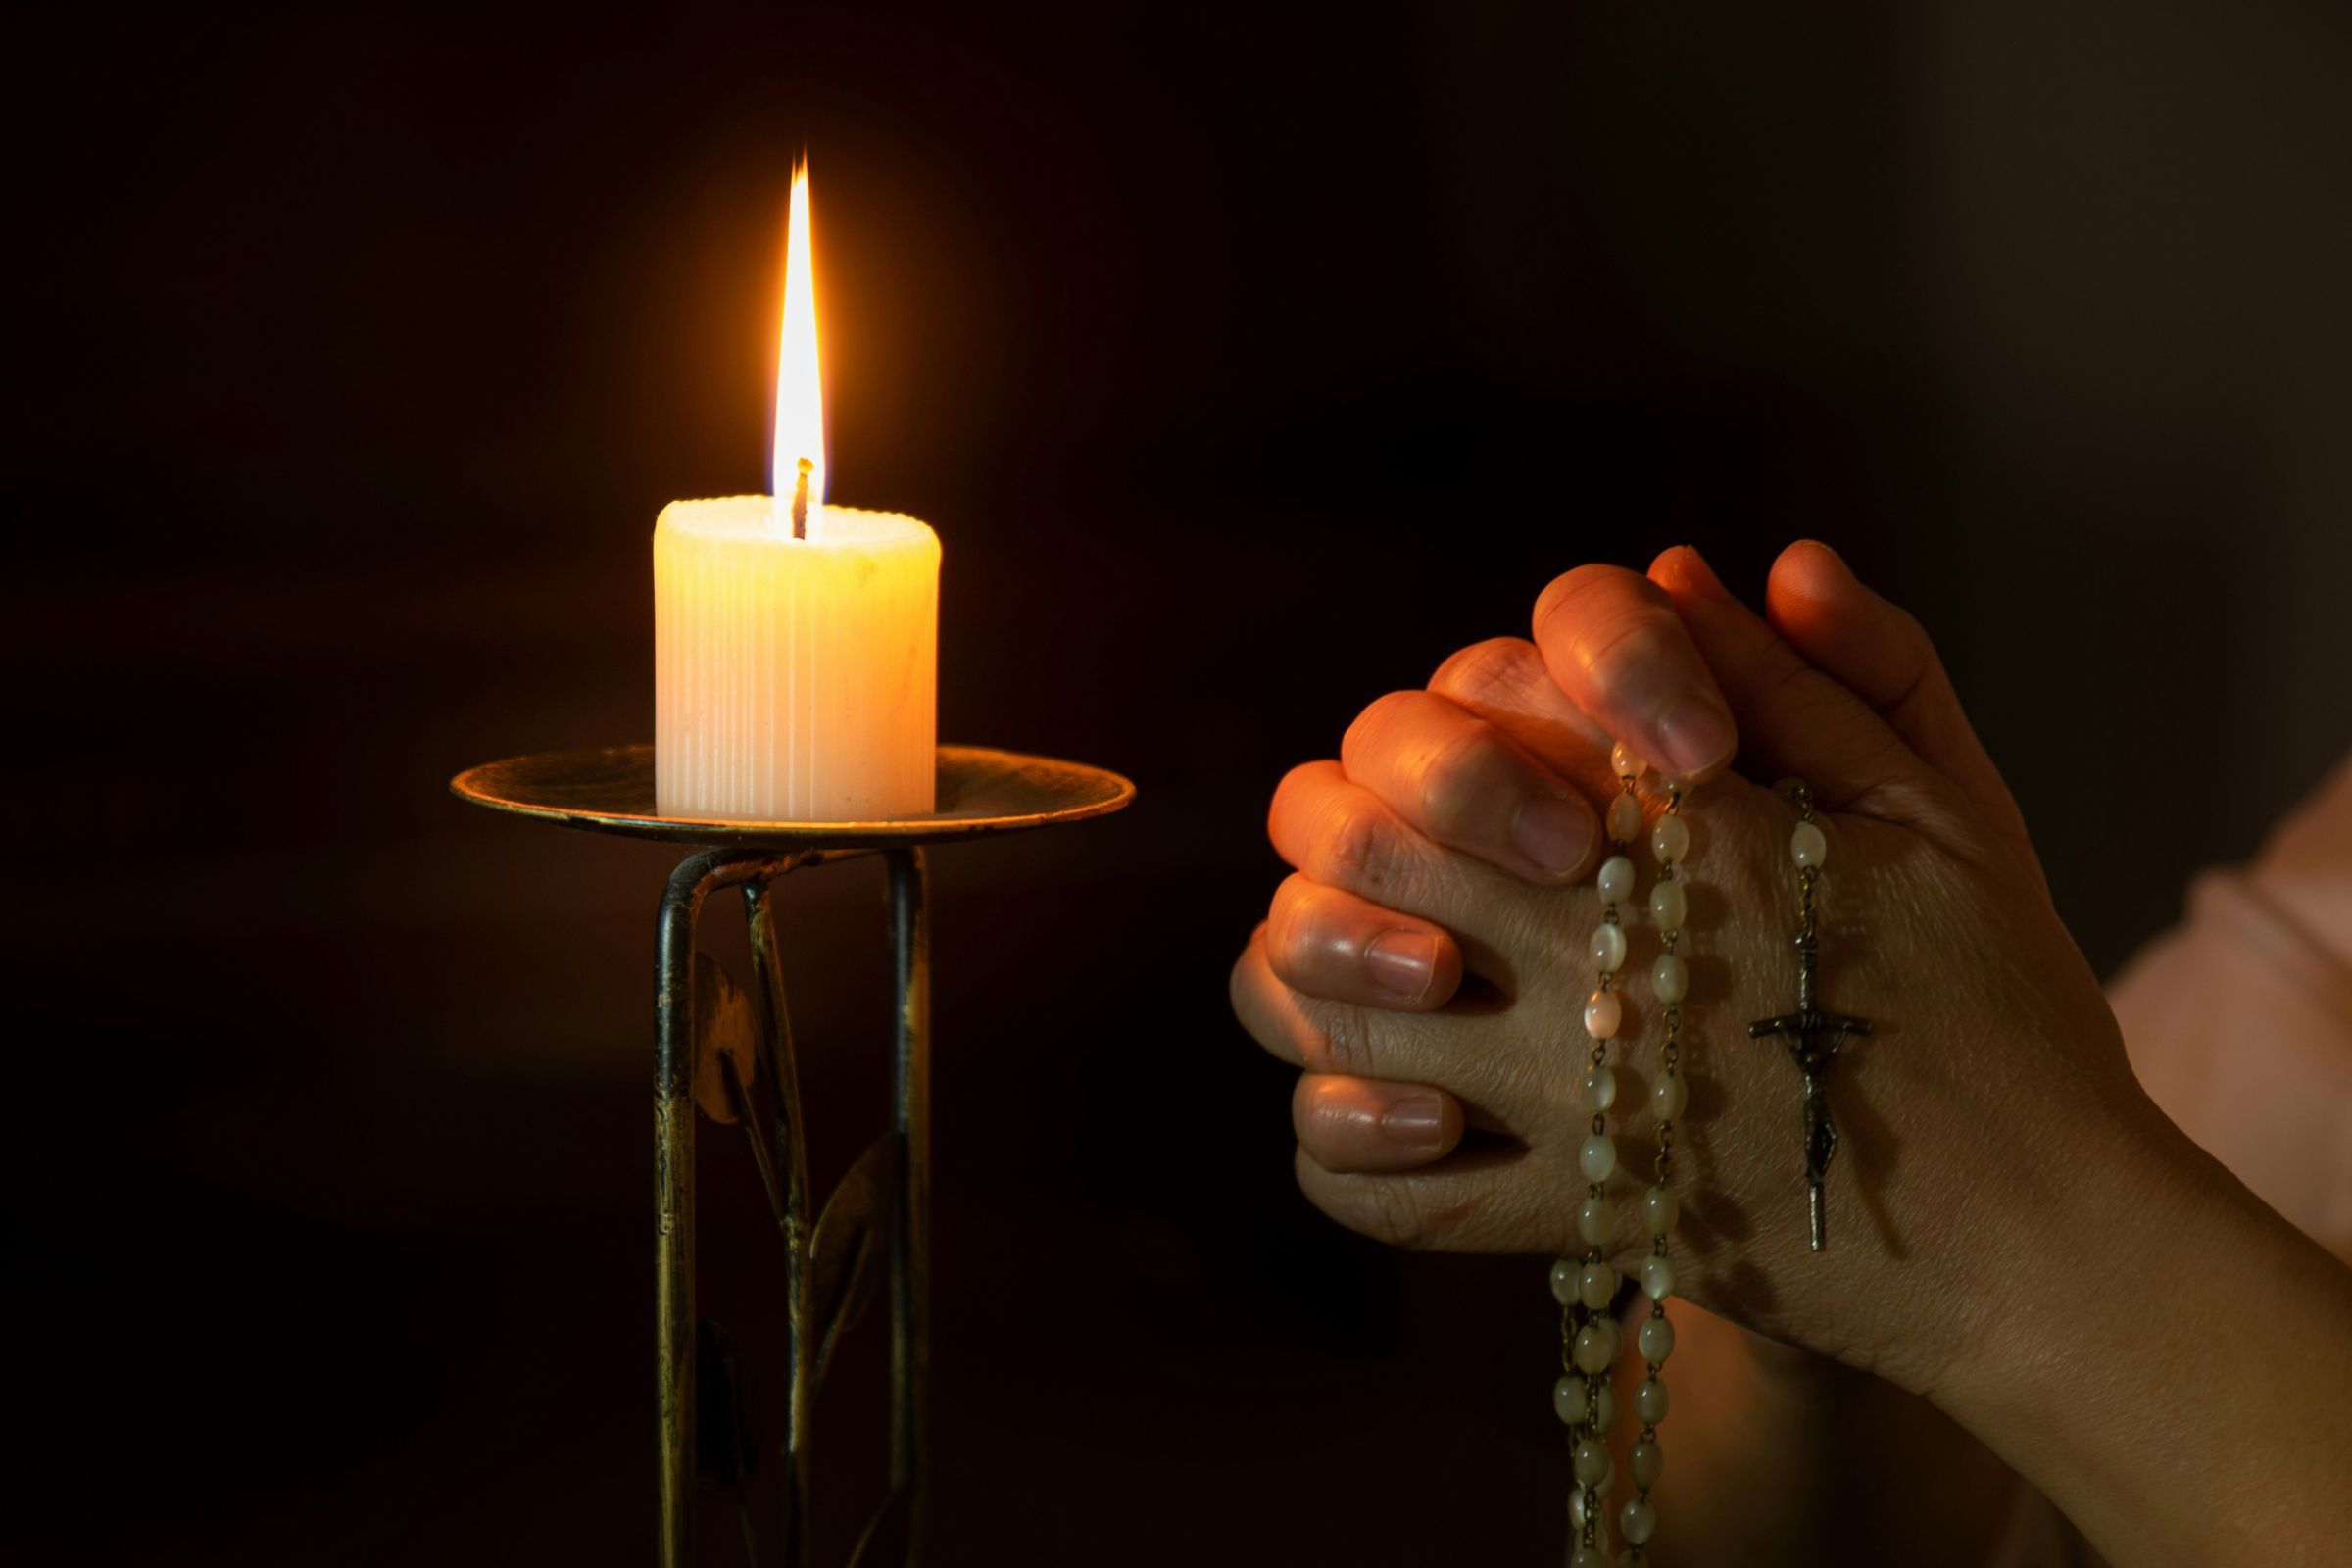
451, 744, 1134, 1566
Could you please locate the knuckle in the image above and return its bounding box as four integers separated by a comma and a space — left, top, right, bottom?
1306, 1001, 1379, 1079
1316, 794, 1396, 894
1354, 1174, 1434, 1250
1413, 721, 1505, 842
1430, 637, 1538, 706
1536, 564, 1657, 637
1580, 613, 1679, 691
1341, 690, 1431, 770
1262, 879, 1322, 983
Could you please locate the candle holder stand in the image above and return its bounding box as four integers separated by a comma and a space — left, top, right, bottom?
451, 745, 1134, 1568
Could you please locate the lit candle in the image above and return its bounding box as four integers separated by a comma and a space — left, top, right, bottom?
655, 163, 941, 821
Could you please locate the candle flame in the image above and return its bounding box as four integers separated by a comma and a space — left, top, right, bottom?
772, 160, 824, 524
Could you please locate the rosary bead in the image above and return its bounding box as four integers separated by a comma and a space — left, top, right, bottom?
1634, 1376, 1669, 1424
1572, 1548, 1609, 1568
1597, 855, 1636, 903
1620, 1499, 1656, 1546
1550, 1258, 1580, 1306
1584, 989, 1623, 1040
1572, 1323, 1614, 1374
1642, 1185, 1680, 1237
1611, 741, 1648, 780
1577, 1197, 1615, 1246
1630, 1438, 1664, 1488
1569, 1488, 1591, 1532
1596, 1315, 1623, 1367
1554, 1375, 1589, 1426
1650, 954, 1688, 1004
1607, 793, 1644, 844
1638, 1314, 1676, 1364
1790, 820, 1828, 868
1650, 813, 1690, 863
1580, 1065, 1618, 1113
1578, 1261, 1617, 1310
1640, 1253, 1676, 1300
1590, 922, 1627, 972
1573, 1436, 1610, 1485
1647, 879, 1686, 932
1650, 1068, 1687, 1121
1579, 1134, 1619, 1182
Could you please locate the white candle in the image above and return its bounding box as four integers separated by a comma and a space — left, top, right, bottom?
653, 163, 942, 822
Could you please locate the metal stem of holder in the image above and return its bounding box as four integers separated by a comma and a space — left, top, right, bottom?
449, 744, 1132, 1568
654, 845, 929, 1567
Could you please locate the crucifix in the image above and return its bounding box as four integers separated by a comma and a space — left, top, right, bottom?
1747, 874, 1872, 1253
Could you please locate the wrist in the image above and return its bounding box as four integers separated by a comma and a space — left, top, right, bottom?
1928, 1083, 2352, 1566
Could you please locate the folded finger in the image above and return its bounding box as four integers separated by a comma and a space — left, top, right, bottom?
1648, 546, 1956, 825
1532, 564, 1740, 783
1340, 689, 1601, 884
1229, 931, 1544, 1116
1292, 1073, 1465, 1173
1265, 873, 1463, 1010
1762, 541, 2031, 850
1429, 636, 1620, 794
1266, 760, 1537, 953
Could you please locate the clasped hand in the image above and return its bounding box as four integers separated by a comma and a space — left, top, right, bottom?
1231, 542, 2149, 1401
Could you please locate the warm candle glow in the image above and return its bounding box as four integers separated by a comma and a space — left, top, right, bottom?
772, 160, 824, 522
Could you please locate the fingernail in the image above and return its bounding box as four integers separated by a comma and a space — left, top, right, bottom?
1364, 929, 1440, 1002
1381, 1092, 1446, 1151
1655, 697, 1737, 777
1513, 794, 1595, 878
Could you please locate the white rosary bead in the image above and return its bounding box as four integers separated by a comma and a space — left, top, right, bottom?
1607, 793, 1643, 844
1578, 1197, 1615, 1246
1629, 1438, 1664, 1487
1611, 741, 1647, 780
1638, 1315, 1676, 1364
1572, 1323, 1614, 1374
1590, 921, 1627, 972
1578, 1261, 1617, 1310
1571, 1547, 1608, 1568
1620, 1498, 1656, 1546
1568, 1487, 1591, 1532
1633, 1375, 1669, 1424
1579, 1134, 1618, 1182
1552, 1375, 1585, 1425
1642, 1185, 1680, 1237
1647, 879, 1686, 932
1650, 1068, 1687, 1121
1650, 813, 1690, 863
1790, 819, 1828, 868
1573, 1436, 1610, 1485
1550, 1258, 1580, 1306
1650, 954, 1688, 1004
1596, 855, 1636, 903
1580, 1065, 1618, 1113
1639, 1253, 1675, 1300
1583, 990, 1623, 1040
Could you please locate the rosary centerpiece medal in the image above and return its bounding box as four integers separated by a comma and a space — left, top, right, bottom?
1746, 781, 1872, 1252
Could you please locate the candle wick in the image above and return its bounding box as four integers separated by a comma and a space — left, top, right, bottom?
791, 457, 813, 540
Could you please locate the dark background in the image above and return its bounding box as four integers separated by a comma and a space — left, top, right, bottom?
8, 1, 2349, 1562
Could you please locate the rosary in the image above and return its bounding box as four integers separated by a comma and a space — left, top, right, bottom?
1551, 762, 1869, 1563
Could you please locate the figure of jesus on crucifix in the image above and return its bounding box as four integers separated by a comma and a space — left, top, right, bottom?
1748, 922, 1873, 1252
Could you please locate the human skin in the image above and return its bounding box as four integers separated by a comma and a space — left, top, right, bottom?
1229, 542, 2352, 1565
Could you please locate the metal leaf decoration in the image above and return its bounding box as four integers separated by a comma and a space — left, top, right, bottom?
691, 953, 760, 1125
808, 1135, 894, 1382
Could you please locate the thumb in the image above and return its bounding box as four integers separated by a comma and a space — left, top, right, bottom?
1763, 542, 2030, 851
